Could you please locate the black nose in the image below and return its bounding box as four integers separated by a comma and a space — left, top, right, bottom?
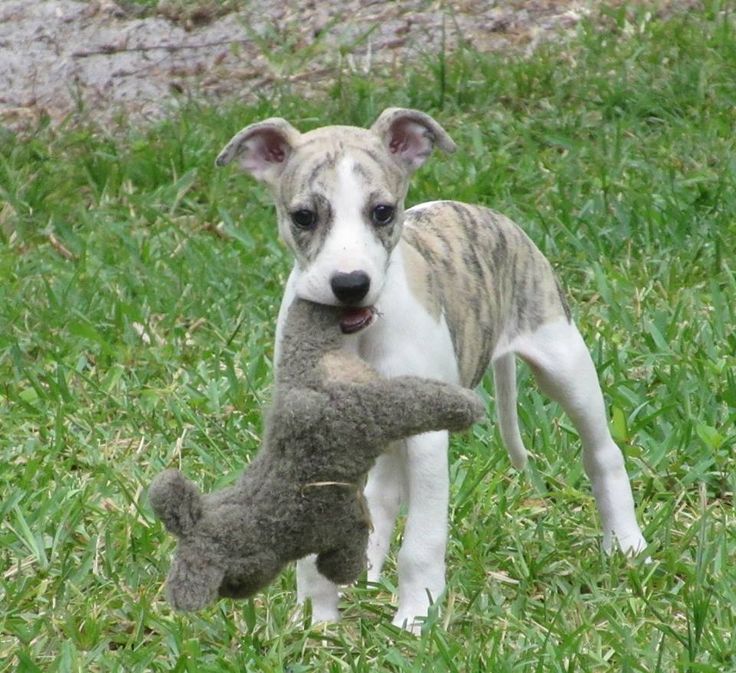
330, 271, 371, 305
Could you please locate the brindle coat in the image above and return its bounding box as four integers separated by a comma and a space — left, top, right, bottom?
401, 201, 570, 387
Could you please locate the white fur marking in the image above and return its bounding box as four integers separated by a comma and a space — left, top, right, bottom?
296, 555, 340, 623
293, 157, 389, 307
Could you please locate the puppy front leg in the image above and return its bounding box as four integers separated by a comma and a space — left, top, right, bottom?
393, 430, 449, 633
296, 555, 341, 624
364, 444, 405, 582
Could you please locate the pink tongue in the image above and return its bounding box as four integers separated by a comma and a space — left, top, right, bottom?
340, 307, 373, 334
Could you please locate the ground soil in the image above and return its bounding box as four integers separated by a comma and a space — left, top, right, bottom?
0, 0, 695, 132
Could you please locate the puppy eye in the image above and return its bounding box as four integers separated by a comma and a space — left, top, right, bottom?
371, 204, 395, 226
291, 209, 317, 230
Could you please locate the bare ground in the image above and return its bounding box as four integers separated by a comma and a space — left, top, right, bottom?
0, 0, 696, 132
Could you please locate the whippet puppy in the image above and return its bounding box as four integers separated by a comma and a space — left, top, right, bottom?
215, 108, 648, 632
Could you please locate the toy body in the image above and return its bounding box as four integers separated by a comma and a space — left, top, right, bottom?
149, 299, 484, 611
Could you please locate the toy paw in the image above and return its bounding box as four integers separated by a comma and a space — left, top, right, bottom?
444, 388, 485, 430
218, 576, 266, 599
167, 582, 216, 612
316, 547, 367, 585
464, 389, 486, 422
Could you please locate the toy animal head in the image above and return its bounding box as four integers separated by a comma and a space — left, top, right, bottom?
215, 108, 456, 310
149, 469, 284, 610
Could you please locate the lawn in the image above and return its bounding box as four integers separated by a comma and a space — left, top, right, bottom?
1, 3, 734, 672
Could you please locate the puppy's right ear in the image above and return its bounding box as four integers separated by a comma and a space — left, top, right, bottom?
215, 118, 301, 185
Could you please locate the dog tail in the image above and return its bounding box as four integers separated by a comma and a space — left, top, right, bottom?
492, 353, 528, 469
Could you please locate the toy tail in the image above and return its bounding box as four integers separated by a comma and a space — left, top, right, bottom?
149, 469, 203, 537
492, 353, 528, 469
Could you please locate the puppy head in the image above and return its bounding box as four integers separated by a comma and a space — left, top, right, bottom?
216, 109, 455, 311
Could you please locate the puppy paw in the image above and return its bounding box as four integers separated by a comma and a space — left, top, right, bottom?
604, 529, 649, 559
391, 611, 424, 635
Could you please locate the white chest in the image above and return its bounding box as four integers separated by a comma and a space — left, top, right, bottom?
357, 247, 460, 384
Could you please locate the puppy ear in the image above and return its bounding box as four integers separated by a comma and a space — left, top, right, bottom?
215, 118, 301, 184
370, 108, 456, 173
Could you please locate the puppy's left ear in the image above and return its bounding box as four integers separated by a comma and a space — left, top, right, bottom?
370, 108, 456, 173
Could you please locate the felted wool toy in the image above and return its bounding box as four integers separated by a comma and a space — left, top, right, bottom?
149, 298, 484, 612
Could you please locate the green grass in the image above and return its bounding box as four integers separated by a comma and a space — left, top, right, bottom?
1, 3, 735, 671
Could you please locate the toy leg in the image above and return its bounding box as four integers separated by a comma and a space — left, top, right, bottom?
393, 430, 449, 632
296, 555, 340, 623
316, 526, 370, 585
364, 442, 405, 581
218, 550, 283, 599
356, 378, 482, 447
509, 318, 647, 553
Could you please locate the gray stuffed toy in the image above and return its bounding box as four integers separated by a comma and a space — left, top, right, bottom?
149, 298, 484, 611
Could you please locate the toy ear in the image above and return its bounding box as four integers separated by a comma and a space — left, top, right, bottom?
149, 469, 203, 537
215, 118, 301, 185
370, 108, 456, 173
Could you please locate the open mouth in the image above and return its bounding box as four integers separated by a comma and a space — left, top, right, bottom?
339, 306, 377, 334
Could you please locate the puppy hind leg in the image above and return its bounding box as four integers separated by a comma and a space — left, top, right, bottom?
512, 319, 647, 554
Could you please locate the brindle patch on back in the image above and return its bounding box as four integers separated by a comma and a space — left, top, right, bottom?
401, 241, 442, 321
401, 202, 570, 387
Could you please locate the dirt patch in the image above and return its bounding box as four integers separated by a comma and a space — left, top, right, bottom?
0, 0, 695, 132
